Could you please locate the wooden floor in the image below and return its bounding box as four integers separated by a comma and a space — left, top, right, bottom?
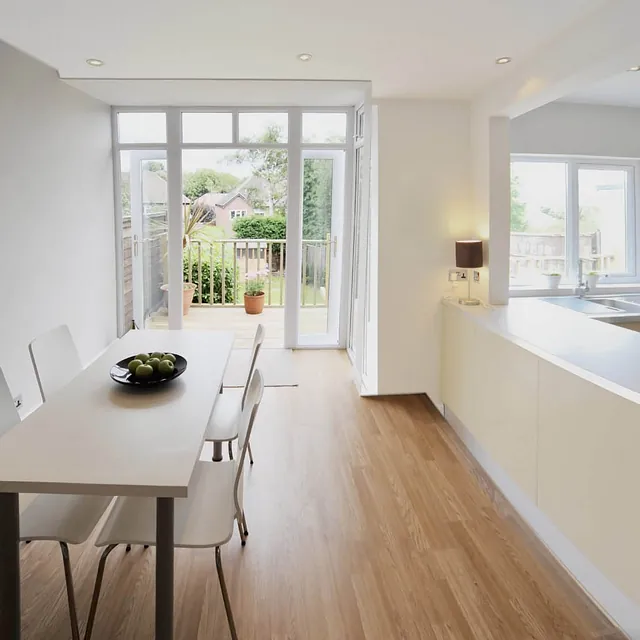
20, 351, 624, 639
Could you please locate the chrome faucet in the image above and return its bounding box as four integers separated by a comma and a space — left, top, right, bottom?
575, 259, 590, 298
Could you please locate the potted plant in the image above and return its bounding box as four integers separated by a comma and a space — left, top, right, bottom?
545, 273, 562, 289
160, 282, 196, 315
155, 204, 210, 316
244, 270, 267, 315
586, 271, 599, 290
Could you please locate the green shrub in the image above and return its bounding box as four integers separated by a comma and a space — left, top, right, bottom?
183, 255, 235, 304
233, 215, 287, 270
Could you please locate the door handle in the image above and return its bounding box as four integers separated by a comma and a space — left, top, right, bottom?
133, 234, 139, 257
333, 236, 338, 258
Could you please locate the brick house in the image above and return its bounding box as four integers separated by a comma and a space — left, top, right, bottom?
190, 192, 254, 235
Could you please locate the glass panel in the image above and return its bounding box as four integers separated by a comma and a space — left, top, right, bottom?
180, 148, 288, 346
302, 113, 347, 143
117, 112, 166, 143
578, 167, 630, 275
300, 152, 345, 344
120, 151, 169, 331
182, 112, 232, 143
510, 161, 568, 287
239, 113, 288, 143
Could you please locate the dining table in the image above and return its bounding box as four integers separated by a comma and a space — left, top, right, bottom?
0, 329, 234, 640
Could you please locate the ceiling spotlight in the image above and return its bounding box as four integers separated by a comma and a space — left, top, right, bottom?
86, 58, 104, 67
496, 56, 512, 65
629, 65, 640, 72
297, 53, 312, 62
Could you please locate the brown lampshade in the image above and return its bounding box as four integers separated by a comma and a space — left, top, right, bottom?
455, 240, 483, 269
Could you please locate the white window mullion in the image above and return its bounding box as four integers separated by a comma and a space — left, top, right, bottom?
566, 161, 580, 286
166, 107, 183, 329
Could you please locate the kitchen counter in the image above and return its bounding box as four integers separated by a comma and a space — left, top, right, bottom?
445, 296, 640, 402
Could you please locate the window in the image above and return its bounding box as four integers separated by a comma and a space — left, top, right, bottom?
302, 113, 347, 143
510, 156, 637, 287
182, 112, 232, 143
117, 112, 166, 143
230, 210, 247, 220
239, 113, 288, 143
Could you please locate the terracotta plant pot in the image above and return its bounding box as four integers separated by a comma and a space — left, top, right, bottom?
160, 283, 197, 315
244, 292, 265, 315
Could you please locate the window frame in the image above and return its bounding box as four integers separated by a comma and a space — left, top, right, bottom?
510, 154, 640, 289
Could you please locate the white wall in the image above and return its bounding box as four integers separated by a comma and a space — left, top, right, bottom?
512, 101, 640, 158
374, 100, 472, 403
0, 41, 116, 413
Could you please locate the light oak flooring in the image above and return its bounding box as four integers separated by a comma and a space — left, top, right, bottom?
20, 351, 624, 639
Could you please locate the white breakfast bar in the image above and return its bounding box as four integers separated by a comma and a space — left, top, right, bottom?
0, 329, 234, 639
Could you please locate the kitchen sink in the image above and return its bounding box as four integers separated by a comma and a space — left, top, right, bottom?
585, 298, 640, 312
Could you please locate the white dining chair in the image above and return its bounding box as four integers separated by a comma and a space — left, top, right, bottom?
83, 369, 265, 640
0, 366, 113, 640
28, 324, 82, 402
207, 323, 264, 463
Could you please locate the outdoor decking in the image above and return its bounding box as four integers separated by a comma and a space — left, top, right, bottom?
146, 306, 328, 348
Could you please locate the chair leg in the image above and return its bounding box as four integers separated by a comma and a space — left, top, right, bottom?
59, 542, 80, 640
248, 441, 254, 465
236, 516, 246, 546
242, 510, 249, 537
84, 544, 118, 640
228, 440, 234, 460
125, 544, 132, 552
215, 547, 238, 640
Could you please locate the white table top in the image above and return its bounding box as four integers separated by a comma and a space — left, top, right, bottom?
0, 330, 233, 498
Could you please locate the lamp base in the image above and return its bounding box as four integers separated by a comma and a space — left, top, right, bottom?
459, 297, 481, 306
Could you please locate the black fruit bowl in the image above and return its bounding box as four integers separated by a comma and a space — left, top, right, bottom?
110, 354, 187, 387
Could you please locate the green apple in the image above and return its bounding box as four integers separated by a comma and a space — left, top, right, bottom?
161, 353, 176, 364
128, 359, 143, 374
158, 359, 175, 377
135, 353, 150, 363
135, 364, 154, 378
151, 351, 165, 360
146, 357, 161, 371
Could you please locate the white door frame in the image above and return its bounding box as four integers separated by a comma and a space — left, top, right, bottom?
129, 150, 168, 329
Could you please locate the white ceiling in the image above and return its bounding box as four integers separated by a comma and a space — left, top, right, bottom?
562, 72, 640, 108
0, 0, 606, 100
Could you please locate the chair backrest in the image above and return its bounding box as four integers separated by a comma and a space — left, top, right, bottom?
241, 324, 265, 408
29, 325, 82, 402
0, 367, 20, 439
233, 369, 264, 514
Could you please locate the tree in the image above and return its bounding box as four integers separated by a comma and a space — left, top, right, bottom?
230, 126, 288, 216
510, 176, 528, 232
303, 158, 333, 240
233, 215, 287, 270
182, 169, 240, 202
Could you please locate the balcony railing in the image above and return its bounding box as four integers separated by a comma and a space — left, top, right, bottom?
184, 237, 331, 308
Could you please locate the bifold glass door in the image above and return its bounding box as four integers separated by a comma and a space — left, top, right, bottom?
115, 109, 353, 345
126, 150, 168, 330
298, 149, 346, 345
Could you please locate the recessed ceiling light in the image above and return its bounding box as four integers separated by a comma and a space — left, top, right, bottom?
629, 65, 640, 72
297, 53, 312, 62
496, 56, 512, 65
86, 58, 104, 67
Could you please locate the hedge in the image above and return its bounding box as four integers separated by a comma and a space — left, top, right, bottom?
183, 255, 235, 304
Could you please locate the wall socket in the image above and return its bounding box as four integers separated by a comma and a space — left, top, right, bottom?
13, 394, 22, 410
448, 269, 466, 282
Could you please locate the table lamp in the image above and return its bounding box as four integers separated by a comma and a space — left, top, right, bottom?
455, 240, 483, 306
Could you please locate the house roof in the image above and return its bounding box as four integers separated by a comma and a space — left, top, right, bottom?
142, 170, 190, 205
191, 191, 247, 210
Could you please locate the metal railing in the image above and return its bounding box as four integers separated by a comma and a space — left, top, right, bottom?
184, 237, 332, 308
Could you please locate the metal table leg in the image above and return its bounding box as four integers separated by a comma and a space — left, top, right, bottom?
0, 492, 20, 639
212, 442, 223, 461
156, 497, 174, 640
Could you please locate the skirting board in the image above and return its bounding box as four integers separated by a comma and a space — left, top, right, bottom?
444, 405, 640, 639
